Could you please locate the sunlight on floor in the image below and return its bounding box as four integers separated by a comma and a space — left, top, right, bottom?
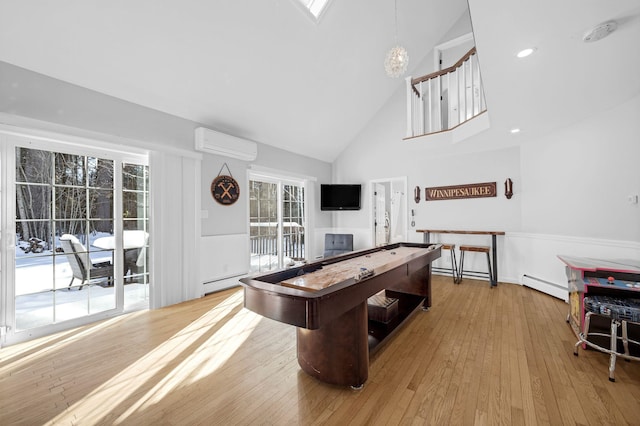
115, 292, 262, 421
44, 289, 261, 424
0, 313, 136, 371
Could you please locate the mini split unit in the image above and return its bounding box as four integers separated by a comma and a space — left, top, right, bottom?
194, 127, 258, 161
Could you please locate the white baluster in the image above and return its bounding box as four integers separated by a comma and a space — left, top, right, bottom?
447, 73, 453, 129
416, 87, 420, 135
419, 82, 425, 135
457, 66, 462, 126
427, 79, 432, 133
405, 47, 488, 136
470, 56, 475, 117
405, 76, 413, 138
436, 75, 442, 132
464, 59, 469, 121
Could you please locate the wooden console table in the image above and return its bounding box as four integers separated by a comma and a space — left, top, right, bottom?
416, 229, 504, 287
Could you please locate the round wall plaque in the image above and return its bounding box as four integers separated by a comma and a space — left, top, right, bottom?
211, 175, 240, 205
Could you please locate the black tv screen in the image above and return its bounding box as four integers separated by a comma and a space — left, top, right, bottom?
321, 184, 361, 210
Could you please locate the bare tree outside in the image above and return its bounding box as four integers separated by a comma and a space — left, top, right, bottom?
15, 147, 114, 251
249, 180, 305, 272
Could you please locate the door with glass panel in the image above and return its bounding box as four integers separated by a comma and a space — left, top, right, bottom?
249, 177, 306, 273
12, 145, 149, 334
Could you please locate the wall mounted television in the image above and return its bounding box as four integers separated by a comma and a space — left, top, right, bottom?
321, 184, 362, 211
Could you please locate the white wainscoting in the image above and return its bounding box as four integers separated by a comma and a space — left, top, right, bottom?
336, 229, 640, 301
200, 233, 249, 294
502, 233, 640, 300
204, 229, 640, 300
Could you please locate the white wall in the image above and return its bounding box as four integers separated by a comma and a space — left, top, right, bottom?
333, 79, 521, 244
198, 146, 333, 288
520, 94, 640, 241
0, 62, 334, 311
0, 61, 197, 153
333, 70, 640, 295
200, 145, 332, 237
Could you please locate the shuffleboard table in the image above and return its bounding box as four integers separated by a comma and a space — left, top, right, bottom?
240, 242, 441, 388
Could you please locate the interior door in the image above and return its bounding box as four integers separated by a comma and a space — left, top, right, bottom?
439, 37, 474, 129
374, 183, 387, 246
371, 178, 407, 247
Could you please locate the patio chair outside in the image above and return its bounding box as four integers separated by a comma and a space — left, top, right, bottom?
59, 234, 113, 290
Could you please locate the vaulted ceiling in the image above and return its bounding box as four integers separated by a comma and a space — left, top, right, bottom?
1, 0, 638, 162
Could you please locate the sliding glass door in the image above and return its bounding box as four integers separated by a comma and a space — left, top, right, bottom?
249, 174, 306, 273
5, 139, 149, 341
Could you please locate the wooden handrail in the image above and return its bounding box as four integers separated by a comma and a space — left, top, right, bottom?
405, 45, 486, 139
411, 47, 477, 87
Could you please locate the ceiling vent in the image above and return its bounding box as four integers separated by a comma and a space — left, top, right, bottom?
194, 127, 257, 161
582, 21, 617, 43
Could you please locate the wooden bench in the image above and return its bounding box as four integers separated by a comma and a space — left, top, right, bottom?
458, 245, 493, 286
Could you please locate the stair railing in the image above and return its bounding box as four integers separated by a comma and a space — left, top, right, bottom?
405, 47, 487, 138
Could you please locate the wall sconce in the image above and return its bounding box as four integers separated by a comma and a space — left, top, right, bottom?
504, 178, 513, 199
414, 186, 421, 203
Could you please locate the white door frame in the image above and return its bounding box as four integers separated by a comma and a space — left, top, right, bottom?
0, 128, 148, 346
369, 176, 408, 245
433, 32, 474, 71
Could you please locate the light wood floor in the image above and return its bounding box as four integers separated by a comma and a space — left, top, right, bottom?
1, 276, 639, 425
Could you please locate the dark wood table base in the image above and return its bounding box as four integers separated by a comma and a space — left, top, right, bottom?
297, 301, 369, 388
240, 242, 441, 388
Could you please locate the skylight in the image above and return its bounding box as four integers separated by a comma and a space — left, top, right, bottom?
296, 0, 331, 21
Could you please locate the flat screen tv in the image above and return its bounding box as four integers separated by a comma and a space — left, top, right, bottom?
321, 184, 361, 211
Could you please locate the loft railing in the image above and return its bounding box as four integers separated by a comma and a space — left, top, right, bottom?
405, 47, 487, 138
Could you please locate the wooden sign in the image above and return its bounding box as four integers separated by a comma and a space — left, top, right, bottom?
212, 163, 240, 205
211, 175, 240, 205
425, 182, 496, 201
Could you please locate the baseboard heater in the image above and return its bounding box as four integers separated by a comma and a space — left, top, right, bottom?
521, 274, 568, 301
203, 273, 247, 295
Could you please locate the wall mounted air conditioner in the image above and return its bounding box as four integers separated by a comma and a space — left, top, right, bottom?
194, 127, 258, 161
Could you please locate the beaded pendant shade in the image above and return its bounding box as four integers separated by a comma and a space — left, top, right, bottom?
384, 0, 409, 78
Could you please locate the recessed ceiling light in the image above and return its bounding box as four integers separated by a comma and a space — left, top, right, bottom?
516, 48, 535, 58
510, 128, 521, 134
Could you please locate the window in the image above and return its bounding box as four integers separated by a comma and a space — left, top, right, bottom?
294, 0, 331, 22
15, 148, 116, 329
122, 162, 150, 308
